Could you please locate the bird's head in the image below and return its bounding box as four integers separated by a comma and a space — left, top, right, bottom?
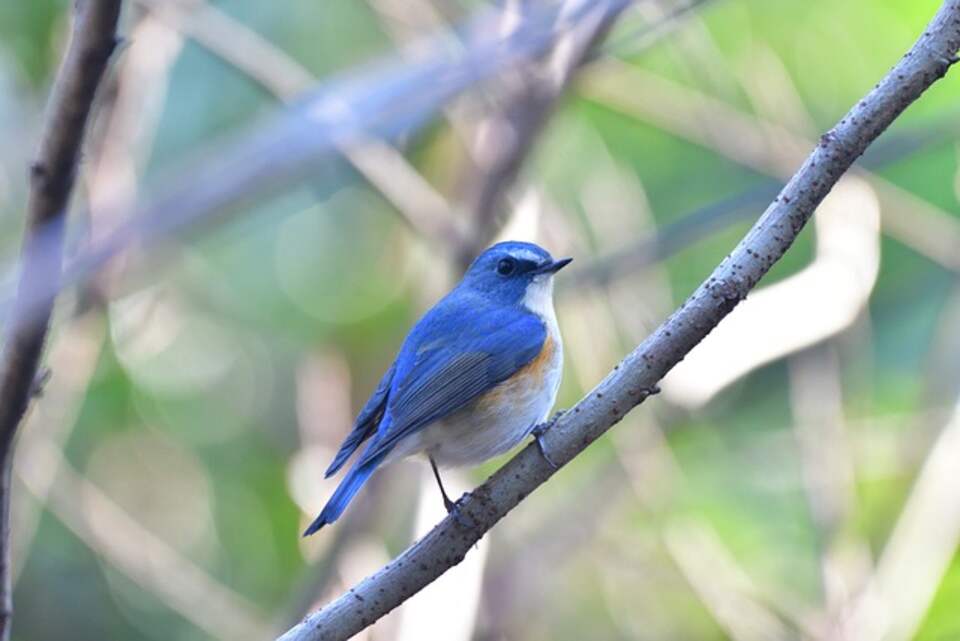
461, 241, 572, 314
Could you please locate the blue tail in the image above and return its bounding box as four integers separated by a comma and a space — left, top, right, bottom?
304, 448, 388, 536
325, 363, 395, 478
324, 424, 374, 478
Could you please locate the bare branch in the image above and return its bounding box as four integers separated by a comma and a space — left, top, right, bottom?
278, 4, 960, 640
0, 2, 121, 638
11, 312, 105, 587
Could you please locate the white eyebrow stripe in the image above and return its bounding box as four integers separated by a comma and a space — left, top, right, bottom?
510, 249, 544, 263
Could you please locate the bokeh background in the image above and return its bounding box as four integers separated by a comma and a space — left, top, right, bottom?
1, 1, 960, 640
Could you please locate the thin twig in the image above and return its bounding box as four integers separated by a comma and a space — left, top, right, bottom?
562, 184, 780, 289
11, 311, 105, 586
277, 4, 960, 641
595, 0, 716, 61
0, 2, 121, 638
450, 0, 714, 268
26, 13, 260, 637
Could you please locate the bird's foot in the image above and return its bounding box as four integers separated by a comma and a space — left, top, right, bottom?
445, 492, 475, 529
531, 409, 566, 471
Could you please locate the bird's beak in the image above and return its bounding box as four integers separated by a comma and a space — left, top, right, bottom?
533, 257, 573, 275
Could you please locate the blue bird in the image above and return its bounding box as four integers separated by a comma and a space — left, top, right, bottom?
304, 241, 571, 535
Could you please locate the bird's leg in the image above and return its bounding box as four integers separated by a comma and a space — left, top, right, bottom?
429, 456, 475, 528
429, 456, 457, 513
530, 409, 566, 471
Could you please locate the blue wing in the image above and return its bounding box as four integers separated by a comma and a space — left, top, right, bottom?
324, 361, 395, 477
357, 292, 546, 466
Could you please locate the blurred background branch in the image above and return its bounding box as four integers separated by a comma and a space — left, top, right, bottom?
0, 2, 121, 639
563, 117, 960, 292
578, 59, 960, 272
451, 0, 629, 269
132, 0, 468, 254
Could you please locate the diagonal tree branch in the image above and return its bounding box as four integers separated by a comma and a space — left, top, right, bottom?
277, 3, 960, 640
0, 2, 122, 639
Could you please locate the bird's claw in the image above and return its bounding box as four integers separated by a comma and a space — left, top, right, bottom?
531, 409, 565, 471
535, 433, 559, 470
445, 492, 475, 528
443, 495, 456, 513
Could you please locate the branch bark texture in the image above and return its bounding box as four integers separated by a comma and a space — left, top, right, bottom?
278, 3, 960, 641
0, 1, 122, 638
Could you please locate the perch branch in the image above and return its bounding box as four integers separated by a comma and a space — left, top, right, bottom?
278, 3, 960, 640
0, 2, 122, 639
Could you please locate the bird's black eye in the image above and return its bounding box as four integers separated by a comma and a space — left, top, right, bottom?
496, 257, 516, 276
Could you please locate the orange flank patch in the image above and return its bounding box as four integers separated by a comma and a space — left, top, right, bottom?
520, 333, 555, 384
474, 335, 554, 412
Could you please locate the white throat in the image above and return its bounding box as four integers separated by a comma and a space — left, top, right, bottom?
523, 274, 557, 323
